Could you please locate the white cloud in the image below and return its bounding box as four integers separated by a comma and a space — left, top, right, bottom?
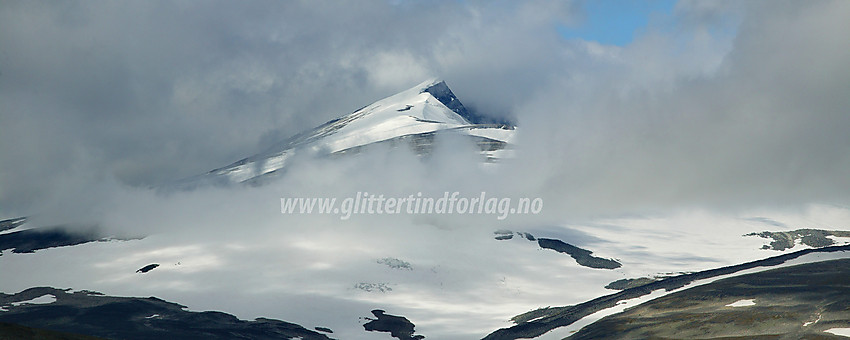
0, 0, 848, 235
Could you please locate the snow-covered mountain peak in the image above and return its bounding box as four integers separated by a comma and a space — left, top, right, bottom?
180, 80, 515, 186
377, 78, 444, 101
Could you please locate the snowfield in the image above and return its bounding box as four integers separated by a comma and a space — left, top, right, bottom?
2, 204, 849, 339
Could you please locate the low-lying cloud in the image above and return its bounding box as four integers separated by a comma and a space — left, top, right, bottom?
2, 0, 849, 226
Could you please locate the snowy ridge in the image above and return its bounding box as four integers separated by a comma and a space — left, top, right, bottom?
187, 79, 515, 185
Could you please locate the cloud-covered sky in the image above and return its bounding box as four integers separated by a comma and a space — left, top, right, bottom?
1, 0, 849, 220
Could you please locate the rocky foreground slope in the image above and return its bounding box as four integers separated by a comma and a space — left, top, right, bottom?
568, 258, 850, 339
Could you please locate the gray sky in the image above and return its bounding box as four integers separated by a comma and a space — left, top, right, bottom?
1, 0, 849, 220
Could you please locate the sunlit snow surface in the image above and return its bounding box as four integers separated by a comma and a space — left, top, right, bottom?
825, 328, 850, 337
9, 294, 57, 306
725, 299, 756, 307
2, 202, 849, 339
1, 293, 57, 312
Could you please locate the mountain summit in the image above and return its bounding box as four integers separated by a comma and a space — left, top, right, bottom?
182, 80, 516, 186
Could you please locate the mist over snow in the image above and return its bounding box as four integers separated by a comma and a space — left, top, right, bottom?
2, 2, 850, 338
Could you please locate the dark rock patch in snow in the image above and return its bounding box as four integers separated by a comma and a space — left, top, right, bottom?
604, 277, 658, 290
746, 229, 850, 250
494, 230, 620, 269
354, 282, 392, 293
0, 217, 27, 233
135, 264, 159, 273
362, 309, 423, 340
537, 238, 622, 269
377, 257, 413, 270
0, 227, 107, 254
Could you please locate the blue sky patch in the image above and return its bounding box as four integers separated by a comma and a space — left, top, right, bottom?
558, 0, 677, 46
